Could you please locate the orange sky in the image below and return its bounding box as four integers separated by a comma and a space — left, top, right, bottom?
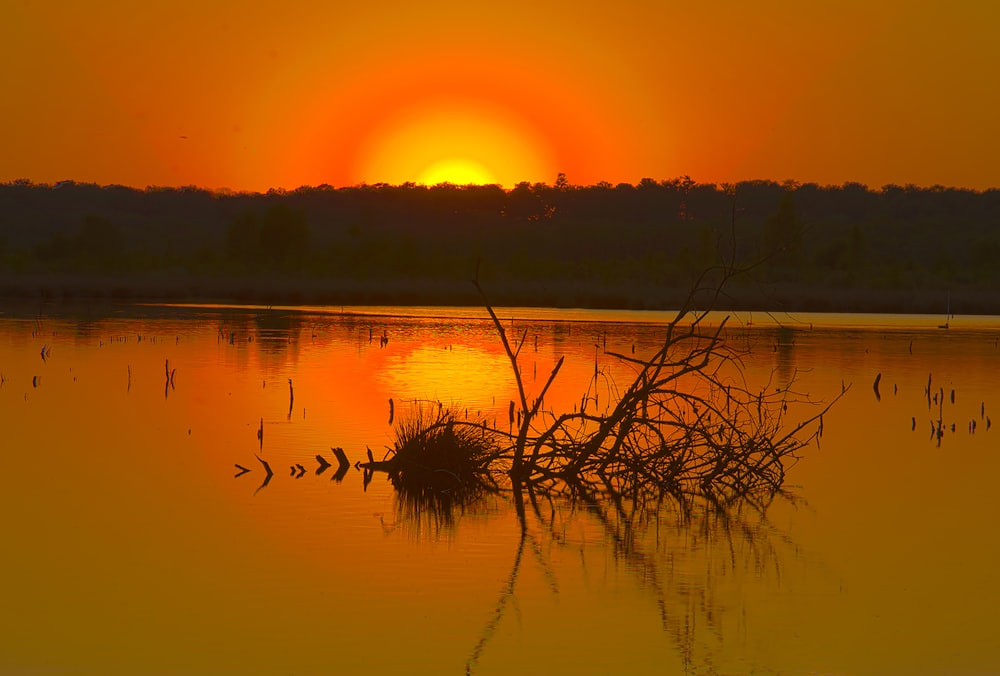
2, 1, 998, 191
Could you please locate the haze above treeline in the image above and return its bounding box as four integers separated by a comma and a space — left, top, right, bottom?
1, 176, 998, 314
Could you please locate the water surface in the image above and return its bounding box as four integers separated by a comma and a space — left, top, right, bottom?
1, 303, 998, 675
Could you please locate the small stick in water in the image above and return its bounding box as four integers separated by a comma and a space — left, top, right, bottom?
254, 455, 273, 493
331, 447, 350, 482
315, 454, 331, 475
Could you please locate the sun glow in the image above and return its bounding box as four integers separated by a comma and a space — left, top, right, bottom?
354, 98, 555, 187
417, 157, 497, 186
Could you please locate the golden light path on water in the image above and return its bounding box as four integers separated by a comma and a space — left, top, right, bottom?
1, 304, 999, 674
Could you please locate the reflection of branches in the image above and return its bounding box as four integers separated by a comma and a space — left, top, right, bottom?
577, 484, 790, 673
465, 515, 525, 674
465, 479, 559, 675
463, 482, 809, 675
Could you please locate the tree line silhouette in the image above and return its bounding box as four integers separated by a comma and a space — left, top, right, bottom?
1, 176, 998, 311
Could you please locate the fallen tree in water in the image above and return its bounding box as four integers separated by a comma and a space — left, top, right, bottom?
362, 258, 846, 504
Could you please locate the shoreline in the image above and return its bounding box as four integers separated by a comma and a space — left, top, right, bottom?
1, 271, 997, 317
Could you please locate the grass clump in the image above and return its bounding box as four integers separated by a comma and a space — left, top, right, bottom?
385, 406, 505, 504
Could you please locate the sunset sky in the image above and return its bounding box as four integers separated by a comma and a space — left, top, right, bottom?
3, 1, 998, 191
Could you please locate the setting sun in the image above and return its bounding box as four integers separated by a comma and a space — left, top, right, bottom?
417, 157, 497, 186
351, 97, 556, 188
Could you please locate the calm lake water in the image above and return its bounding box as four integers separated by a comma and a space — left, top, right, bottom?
1, 302, 998, 675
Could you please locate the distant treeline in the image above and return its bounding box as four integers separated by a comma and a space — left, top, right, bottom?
1, 177, 998, 312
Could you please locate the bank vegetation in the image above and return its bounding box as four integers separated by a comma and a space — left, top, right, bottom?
2, 178, 998, 313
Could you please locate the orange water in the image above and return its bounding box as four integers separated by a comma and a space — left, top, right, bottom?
1, 304, 998, 675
